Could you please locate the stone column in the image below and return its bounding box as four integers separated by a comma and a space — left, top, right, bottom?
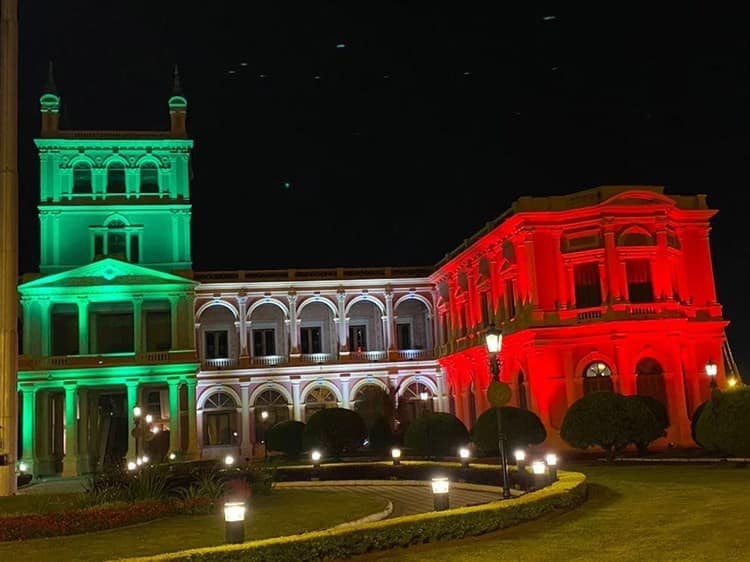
168, 380, 181, 454
336, 290, 348, 352
288, 293, 299, 355
20, 387, 37, 476
77, 297, 89, 354
40, 299, 51, 356
655, 229, 672, 300
385, 289, 396, 350
291, 380, 302, 421
435, 369, 448, 412
77, 388, 90, 474
340, 377, 350, 409
603, 226, 622, 301
126, 381, 139, 461
240, 383, 251, 458
553, 233, 567, 309
238, 297, 248, 357
133, 296, 143, 354
566, 264, 576, 308
37, 391, 51, 475
186, 381, 199, 459
62, 384, 78, 477
168, 295, 179, 350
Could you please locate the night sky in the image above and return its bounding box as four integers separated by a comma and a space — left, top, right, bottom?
18, 4, 749, 368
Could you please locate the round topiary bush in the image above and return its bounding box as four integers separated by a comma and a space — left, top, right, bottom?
471, 406, 546, 455
404, 412, 469, 458
266, 420, 305, 458
691, 401, 709, 447
367, 415, 393, 453
625, 395, 669, 455
560, 392, 658, 461
695, 387, 750, 457
302, 408, 367, 457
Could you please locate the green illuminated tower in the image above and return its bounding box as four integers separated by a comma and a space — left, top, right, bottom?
17, 67, 200, 478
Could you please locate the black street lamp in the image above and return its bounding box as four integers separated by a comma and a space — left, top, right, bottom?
705, 359, 718, 390
485, 324, 511, 500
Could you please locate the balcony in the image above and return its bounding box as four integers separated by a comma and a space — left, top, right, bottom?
19, 349, 198, 371
393, 349, 433, 361
348, 350, 388, 362
202, 357, 239, 370
299, 353, 337, 365
249, 355, 288, 367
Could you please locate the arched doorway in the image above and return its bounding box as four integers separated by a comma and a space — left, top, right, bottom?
636, 357, 668, 409
303, 386, 338, 420
202, 391, 238, 446
254, 389, 290, 442
352, 384, 393, 429
397, 381, 434, 428
583, 361, 614, 394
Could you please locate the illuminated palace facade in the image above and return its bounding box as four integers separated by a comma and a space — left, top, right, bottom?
16, 78, 732, 476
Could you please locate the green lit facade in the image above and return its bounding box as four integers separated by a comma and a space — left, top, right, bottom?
18, 76, 200, 476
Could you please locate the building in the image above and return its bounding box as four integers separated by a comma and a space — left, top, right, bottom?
16, 73, 735, 477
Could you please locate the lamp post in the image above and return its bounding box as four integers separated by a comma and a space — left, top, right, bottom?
459, 447, 471, 469
485, 325, 511, 500
260, 410, 269, 461
545, 453, 558, 482
705, 359, 718, 390
391, 447, 401, 466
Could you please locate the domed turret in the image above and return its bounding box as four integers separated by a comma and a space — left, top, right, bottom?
168, 65, 187, 137
40, 61, 60, 135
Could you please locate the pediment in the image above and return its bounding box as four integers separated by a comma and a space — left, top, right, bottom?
601, 189, 674, 207
19, 258, 197, 292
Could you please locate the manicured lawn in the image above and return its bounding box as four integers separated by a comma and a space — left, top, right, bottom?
0, 492, 84, 516
359, 463, 750, 561
0, 489, 386, 561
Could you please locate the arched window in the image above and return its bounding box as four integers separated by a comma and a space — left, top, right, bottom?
517, 371, 528, 410
397, 381, 434, 427
72, 163, 92, 194
353, 384, 392, 428
254, 389, 290, 441
106, 220, 127, 257
107, 162, 126, 194
583, 361, 614, 395
140, 162, 159, 194
93, 218, 140, 263
203, 391, 238, 446
304, 386, 337, 420
636, 357, 668, 411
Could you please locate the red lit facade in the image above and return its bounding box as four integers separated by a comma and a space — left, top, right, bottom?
432, 186, 729, 447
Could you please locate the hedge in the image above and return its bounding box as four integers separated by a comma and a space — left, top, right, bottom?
119, 470, 587, 562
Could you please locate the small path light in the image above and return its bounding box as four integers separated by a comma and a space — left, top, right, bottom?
168, 452, 176, 461
391, 447, 402, 466
145, 414, 153, 424
545, 453, 558, 481
223, 501, 246, 544
459, 447, 471, 468
141, 455, 149, 465
311, 450, 322, 469
532, 460, 547, 490
224, 455, 235, 467
431, 477, 450, 511
127, 461, 137, 471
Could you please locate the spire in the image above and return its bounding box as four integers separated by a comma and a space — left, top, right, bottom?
43, 61, 57, 95
172, 64, 183, 97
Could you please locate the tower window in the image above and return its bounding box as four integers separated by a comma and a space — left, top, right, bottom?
73, 163, 92, 194
574, 262, 602, 308
140, 163, 159, 194
107, 162, 126, 194
626, 259, 654, 303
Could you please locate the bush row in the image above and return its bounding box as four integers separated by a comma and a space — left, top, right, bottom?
0, 497, 210, 542
123, 470, 586, 562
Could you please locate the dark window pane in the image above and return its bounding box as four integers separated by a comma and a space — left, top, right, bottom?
73, 164, 92, 194
140, 163, 159, 193
107, 163, 126, 194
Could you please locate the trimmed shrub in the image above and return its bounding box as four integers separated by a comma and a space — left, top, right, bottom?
625, 395, 668, 455
267, 421, 306, 458
471, 407, 546, 455
302, 408, 367, 457
691, 401, 709, 447
354, 386, 395, 431
561, 392, 634, 461
695, 388, 750, 457
367, 415, 393, 453
404, 412, 469, 458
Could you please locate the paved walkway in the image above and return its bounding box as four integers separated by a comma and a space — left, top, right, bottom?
287, 484, 508, 517
17, 476, 87, 495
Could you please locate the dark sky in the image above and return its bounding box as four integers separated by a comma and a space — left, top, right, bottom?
18, 3, 749, 366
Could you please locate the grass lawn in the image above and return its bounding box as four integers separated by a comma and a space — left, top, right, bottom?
0, 488, 386, 561
359, 463, 750, 562
0, 492, 84, 516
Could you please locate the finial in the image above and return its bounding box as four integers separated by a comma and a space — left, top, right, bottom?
44, 61, 57, 95
172, 64, 183, 96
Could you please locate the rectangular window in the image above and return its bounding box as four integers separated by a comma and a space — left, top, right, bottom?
300, 326, 322, 354
129, 235, 139, 263
205, 330, 229, 359
51, 311, 79, 356
253, 329, 276, 356
574, 262, 602, 308
626, 259, 654, 303
349, 324, 367, 351
397, 322, 412, 349
95, 312, 134, 354
145, 310, 171, 352
505, 280, 516, 319
441, 312, 449, 343
108, 231, 127, 257
480, 292, 490, 326
94, 234, 104, 257
146, 390, 162, 418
